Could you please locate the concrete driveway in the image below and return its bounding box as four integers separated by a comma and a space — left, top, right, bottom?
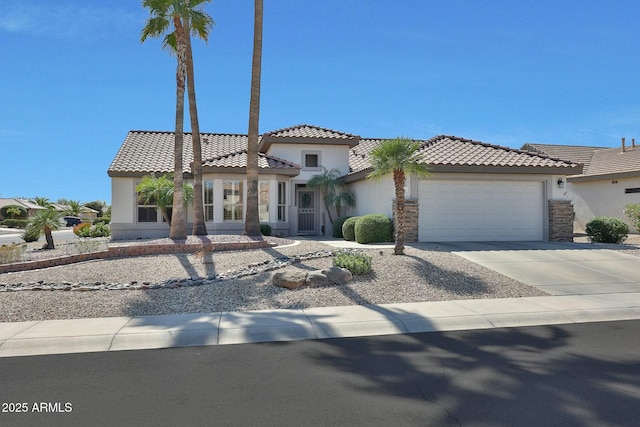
434, 241, 640, 296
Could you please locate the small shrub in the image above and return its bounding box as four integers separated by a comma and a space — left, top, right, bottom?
93, 217, 111, 225
332, 250, 373, 275
354, 214, 393, 244
624, 203, 640, 233
21, 225, 41, 242
0, 205, 27, 219
332, 216, 352, 238
342, 216, 361, 241
73, 222, 92, 237
90, 223, 111, 238
1, 219, 30, 229
75, 239, 102, 254
0, 245, 24, 264
585, 217, 629, 244
260, 223, 272, 236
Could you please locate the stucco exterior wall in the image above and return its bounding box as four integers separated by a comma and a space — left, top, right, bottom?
568, 177, 640, 233
346, 174, 397, 218
266, 144, 350, 180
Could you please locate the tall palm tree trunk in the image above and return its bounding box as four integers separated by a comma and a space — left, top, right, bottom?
393, 169, 405, 255
244, 0, 263, 237
170, 15, 187, 240
184, 6, 207, 236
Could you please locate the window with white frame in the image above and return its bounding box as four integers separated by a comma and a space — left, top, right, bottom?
204, 180, 214, 221
277, 181, 286, 222
259, 181, 270, 222
302, 151, 321, 170
223, 180, 243, 221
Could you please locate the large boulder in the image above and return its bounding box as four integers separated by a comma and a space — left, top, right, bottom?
322, 267, 353, 285
272, 271, 308, 289
305, 271, 332, 287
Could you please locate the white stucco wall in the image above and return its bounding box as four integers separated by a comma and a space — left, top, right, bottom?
266, 144, 351, 180
346, 174, 397, 218
568, 177, 640, 232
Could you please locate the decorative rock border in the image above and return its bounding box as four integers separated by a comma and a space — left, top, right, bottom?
0, 250, 337, 292
0, 240, 274, 274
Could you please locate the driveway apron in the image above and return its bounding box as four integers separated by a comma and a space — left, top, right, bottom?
433, 241, 640, 296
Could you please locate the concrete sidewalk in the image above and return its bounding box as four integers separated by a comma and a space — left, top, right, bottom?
2, 292, 640, 358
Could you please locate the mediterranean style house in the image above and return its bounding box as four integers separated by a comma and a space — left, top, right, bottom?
523, 138, 640, 232
108, 124, 581, 242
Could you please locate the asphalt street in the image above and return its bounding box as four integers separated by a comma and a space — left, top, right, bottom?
1, 320, 639, 426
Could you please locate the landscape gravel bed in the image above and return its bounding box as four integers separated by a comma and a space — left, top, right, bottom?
3, 235, 640, 323
0, 240, 545, 322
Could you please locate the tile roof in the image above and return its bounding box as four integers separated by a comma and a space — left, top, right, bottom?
263, 124, 360, 140
572, 146, 640, 178
202, 150, 300, 170
108, 131, 298, 176
110, 129, 581, 180
521, 142, 640, 179
521, 143, 607, 169
349, 135, 581, 176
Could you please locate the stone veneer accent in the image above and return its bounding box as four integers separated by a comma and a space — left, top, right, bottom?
0, 240, 273, 274
548, 200, 574, 242
392, 199, 419, 243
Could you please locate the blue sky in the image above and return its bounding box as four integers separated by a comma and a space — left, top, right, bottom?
2, 0, 640, 204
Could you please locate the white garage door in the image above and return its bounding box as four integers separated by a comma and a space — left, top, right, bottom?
418, 180, 544, 242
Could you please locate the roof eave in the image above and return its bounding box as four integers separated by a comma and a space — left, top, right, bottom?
567, 170, 640, 183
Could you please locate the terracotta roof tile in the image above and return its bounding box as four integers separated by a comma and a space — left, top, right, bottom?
521, 143, 607, 168
263, 124, 359, 140
349, 135, 580, 175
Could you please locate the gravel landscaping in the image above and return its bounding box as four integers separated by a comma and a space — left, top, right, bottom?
1, 234, 638, 323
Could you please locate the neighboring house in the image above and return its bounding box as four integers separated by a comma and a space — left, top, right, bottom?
0, 198, 46, 220
522, 140, 640, 233
108, 124, 581, 242
50, 203, 100, 220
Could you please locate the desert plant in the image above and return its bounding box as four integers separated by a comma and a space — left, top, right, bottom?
0, 244, 24, 264
342, 216, 361, 241
93, 217, 111, 225
354, 214, 393, 244
21, 224, 41, 242
332, 250, 373, 275
73, 222, 92, 237
332, 216, 352, 238
90, 223, 111, 238
307, 167, 356, 224
260, 223, 272, 236
585, 217, 629, 244
29, 208, 61, 249
624, 203, 640, 233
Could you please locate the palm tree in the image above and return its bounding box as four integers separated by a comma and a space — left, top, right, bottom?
29, 208, 62, 249
244, 0, 264, 237
367, 137, 430, 255
64, 200, 83, 217
183, 0, 214, 236
136, 175, 194, 226
307, 167, 355, 226
33, 196, 51, 207
142, 0, 190, 239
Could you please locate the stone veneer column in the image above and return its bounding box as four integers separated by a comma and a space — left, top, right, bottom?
392, 199, 419, 243
548, 200, 574, 242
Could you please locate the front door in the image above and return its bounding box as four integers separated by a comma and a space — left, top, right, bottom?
297, 189, 315, 234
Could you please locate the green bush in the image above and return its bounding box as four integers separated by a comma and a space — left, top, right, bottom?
73, 222, 92, 237
624, 203, 640, 233
21, 225, 41, 242
93, 217, 111, 225
332, 250, 373, 275
0, 205, 27, 220
260, 223, 272, 236
90, 223, 111, 238
585, 217, 629, 243
332, 216, 351, 238
342, 216, 360, 241
1, 219, 30, 229
354, 214, 393, 244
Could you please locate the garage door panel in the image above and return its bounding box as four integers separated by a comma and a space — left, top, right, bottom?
418, 180, 544, 242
